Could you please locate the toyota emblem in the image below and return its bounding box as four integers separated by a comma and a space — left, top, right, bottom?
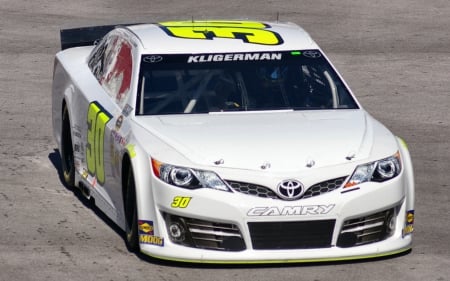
143, 55, 163, 63
302, 50, 322, 58
277, 179, 304, 200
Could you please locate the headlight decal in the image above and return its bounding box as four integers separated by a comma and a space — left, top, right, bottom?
372, 154, 401, 181
154, 160, 201, 189
167, 167, 198, 187
151, 158, 231, 192
344, 152, 401, 188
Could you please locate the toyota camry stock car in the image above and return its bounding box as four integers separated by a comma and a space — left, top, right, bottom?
52, 20, 415, 263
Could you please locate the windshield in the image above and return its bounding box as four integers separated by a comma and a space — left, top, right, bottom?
136, 50, 358, 115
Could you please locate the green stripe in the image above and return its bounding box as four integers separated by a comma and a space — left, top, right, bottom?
397, 137, 409, 150
142, 247, 411, 264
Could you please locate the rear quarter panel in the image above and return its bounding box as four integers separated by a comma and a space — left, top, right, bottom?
52, 47, 94, 147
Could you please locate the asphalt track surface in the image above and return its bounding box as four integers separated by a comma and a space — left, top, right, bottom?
1, 0, 449, 280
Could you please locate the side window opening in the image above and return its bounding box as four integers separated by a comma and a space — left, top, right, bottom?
88, 38, 108, 81
88, 31, 134, 108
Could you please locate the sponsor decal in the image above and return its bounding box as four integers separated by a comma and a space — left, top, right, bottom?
110, 147, 120, 178
115, 115, 123, 130
138, 220, 154, 235
74, 159, 81, 170
158, 20, 284, 45
247, 204, 335, 216
91, 176, 97, 188
187, 52, 282, 63
111, 130, 127, 147
406, 211, 414, 223
139, 235, 164, 246
81, 168, 96, 187
171, 196, 192, 208
73, 131, 82, 139
403, 225, 414, 237
122, 104, 133, 117
82, 169, 89, 179
73, 125, 82, 139
72, 124, 84, 172
402, 210, 414, 237
138, 220, 163, 246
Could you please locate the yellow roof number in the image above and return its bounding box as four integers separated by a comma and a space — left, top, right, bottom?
158, 21, 283, 45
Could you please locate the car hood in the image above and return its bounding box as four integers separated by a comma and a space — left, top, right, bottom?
136, 110, 387, 172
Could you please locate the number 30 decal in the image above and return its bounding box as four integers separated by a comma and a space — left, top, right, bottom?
158, 20, 283, 46
86, 101, 112, 185
171, 196, 192, 208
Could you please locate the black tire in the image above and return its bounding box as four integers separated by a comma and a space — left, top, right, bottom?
124, 164, 139, 252
61, 106, 75, 188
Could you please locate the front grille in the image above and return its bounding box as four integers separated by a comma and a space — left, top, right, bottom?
163, 213, 246, 251
227, 176, 347, 201
248, 220, 335, 250
337, 208, 397, 248
227, 181, 278, 199
302, 177, 347, 199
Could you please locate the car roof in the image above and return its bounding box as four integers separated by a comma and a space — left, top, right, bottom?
125, 20, 319, 54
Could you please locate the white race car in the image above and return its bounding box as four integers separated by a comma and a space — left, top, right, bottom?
52, 20, 415, 263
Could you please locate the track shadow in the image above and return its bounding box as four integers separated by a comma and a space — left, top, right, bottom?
48, 149, 125, 246
48, 149, 67, 190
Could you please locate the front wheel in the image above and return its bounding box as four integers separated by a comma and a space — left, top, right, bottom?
124, 165, 139, 252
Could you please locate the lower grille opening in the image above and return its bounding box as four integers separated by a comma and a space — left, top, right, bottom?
248, 220, 335, 250
337, 207, 398, 248
162, 213, 246, 251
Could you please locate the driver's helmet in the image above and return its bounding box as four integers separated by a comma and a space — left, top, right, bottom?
259, 66, 287, 84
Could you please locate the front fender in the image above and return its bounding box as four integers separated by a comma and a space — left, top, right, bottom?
124, 143, 159, 227
396, 136, 415, 211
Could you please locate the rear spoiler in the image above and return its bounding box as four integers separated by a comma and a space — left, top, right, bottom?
60, 23, 141, 50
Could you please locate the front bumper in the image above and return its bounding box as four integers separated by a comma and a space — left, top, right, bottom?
137, 171, 413, 263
